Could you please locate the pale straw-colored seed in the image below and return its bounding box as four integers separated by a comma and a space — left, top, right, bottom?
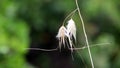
56, 26, 67, 49
66, 18, 76, 41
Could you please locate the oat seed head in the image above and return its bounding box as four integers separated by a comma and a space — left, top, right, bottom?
66, 19, 76, 40
56, 26, 67, 49
56, 26, 67, 38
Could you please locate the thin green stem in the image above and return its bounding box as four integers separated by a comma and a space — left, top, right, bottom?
75, 0, 94, 68
62, 9, 77, 25
70, 43, 110, 50
25, 48, 58, 51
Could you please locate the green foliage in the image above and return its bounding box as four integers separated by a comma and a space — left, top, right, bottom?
0, 0, 120, 68
0, 0, 29, 68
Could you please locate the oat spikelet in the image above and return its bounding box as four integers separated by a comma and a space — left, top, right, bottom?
56, 26, 67, 50
66, 19, 76, 41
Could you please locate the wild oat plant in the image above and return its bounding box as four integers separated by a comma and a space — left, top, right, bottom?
27, 0, 110, 68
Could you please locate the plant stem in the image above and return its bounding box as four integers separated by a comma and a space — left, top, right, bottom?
75, 0, 94, 68
62, 9, 77, 25
26, 48, 58, 51
70, 43, 110, 50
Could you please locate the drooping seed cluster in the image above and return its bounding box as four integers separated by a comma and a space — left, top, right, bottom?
56, 19, 76, 51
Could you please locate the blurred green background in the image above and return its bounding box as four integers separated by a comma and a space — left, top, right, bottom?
0, 0, 120, 68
